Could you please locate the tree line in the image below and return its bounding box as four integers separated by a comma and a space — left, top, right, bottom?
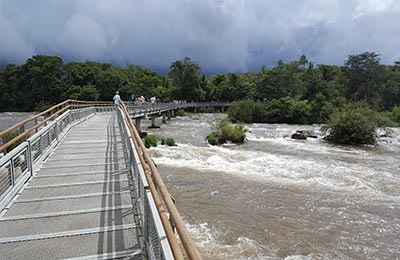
1, 52, 400, 124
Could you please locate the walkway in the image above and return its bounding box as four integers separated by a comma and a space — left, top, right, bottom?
0, 113, 142, 259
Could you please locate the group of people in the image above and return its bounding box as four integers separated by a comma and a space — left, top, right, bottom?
113, 91, 159, 108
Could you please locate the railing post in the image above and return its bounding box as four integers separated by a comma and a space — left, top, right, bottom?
10, 157, 15, 187
143, 187, 150, 254
27, 141, 34, 177
55, 121, 60, 144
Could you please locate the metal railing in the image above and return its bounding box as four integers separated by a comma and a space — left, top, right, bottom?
0, 100, 113, 153
119, 101, 202, 260
125, 101, 229, 118
0, 105, 102, 211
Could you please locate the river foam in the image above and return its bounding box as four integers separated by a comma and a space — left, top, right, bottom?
152, 139, 400, 199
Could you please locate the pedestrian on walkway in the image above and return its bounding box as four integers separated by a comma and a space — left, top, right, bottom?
113, 91, 121, 110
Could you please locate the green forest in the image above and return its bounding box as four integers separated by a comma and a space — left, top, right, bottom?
1, 52, 400, 127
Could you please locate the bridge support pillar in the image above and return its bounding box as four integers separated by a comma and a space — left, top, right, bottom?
167, 111, 171, 120
149, 115, 160, 129
162, 112, 167, 123
135, 118, 142, 133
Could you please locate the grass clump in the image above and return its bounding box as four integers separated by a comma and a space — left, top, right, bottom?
165, 138, 176, 146
206, 134, 219, 145
144, 135, 158, 148
161, 137, 176, 146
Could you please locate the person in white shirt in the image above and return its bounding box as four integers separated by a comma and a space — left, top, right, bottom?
113, 91, 121, 110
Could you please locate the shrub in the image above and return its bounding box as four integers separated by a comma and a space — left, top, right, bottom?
160, 138, 166, 145
309, 93, 336, 124
321, 105, 380, 145
208, 119, 247, 145
206, 134, 219, 145
144, 135, 158, 148
175, 109, 185, 117
227, 99, 259, 123
264, 97, 312, 124
165, 138, 176, 146
390, 106, 400, 125
228, 98, 313, 124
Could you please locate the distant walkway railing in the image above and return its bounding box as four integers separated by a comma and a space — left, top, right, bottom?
126, 101, 229, 118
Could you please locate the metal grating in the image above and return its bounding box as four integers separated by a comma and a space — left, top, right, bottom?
0, 113, 144, 260
17, 181, 131, 200
29, 172, 128, 186
0, 229, 140, 260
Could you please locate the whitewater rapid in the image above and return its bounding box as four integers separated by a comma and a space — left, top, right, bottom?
146, 113, 400, 260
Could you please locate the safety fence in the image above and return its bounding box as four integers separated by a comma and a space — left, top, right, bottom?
118, 101, 202, 260
0, 104, 107, 211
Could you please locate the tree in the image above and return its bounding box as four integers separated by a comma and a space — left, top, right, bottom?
168, 57, 204, 101
256, 59, 305, 101
0, 64, 19, 111
17, 55, 66, 111
344, 52, 385, 107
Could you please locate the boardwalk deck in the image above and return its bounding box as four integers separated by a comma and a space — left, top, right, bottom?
0, 113, 143, 259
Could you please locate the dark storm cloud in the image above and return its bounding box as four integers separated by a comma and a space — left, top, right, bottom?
1, 0, 399, 73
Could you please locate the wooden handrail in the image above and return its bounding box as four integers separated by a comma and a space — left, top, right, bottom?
0, 99, 71, 138
120, 102, 185, 260
120, 101, 202, 260
0, 99, 114, 153
0, 105, 72, 152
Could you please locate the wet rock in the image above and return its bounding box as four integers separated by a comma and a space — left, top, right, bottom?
291, 130, 318, 140
291, 130, 308, 140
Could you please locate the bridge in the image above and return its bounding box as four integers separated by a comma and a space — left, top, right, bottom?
0, 100, 228, 260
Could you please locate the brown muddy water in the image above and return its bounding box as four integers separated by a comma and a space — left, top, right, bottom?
145, 113, 400, 260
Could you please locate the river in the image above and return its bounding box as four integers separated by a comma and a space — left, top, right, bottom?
0, 112, 36, 132
144, 113, 400, 260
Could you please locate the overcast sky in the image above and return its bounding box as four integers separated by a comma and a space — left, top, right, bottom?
1, 0, 399, 74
